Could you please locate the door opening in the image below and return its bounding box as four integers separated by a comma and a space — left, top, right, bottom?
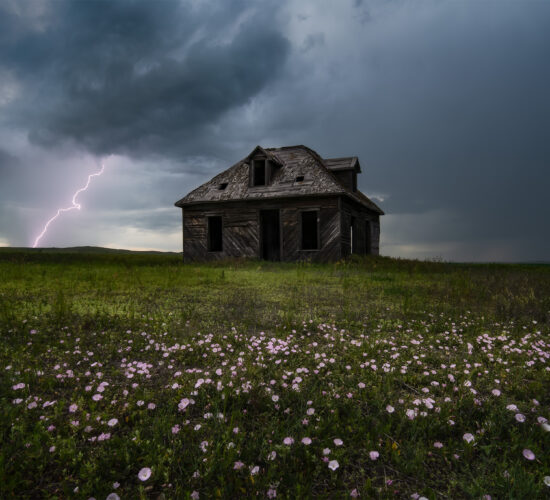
260, 209, 281, 261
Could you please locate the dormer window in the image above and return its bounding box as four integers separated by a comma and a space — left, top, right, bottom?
218, 182, 228, 190
253, 159, 266, 186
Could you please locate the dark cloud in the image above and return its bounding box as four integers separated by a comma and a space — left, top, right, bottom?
1, 0, 290, 158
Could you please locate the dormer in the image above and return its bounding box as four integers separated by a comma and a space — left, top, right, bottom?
246, 146, 281, 187
325, 156, 361, 192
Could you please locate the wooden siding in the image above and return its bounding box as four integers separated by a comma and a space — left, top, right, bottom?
182, 197, 341, 262
340, 197, 380, 257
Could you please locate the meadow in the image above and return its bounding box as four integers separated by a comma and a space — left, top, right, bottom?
0, 249, 549, 499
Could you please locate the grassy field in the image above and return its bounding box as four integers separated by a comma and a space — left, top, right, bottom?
0, 249, 549, 499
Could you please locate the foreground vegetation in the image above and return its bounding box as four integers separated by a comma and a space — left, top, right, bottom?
0, 249, 549, 499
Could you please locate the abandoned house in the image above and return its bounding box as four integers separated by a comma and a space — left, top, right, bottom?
174, 145, 384, 261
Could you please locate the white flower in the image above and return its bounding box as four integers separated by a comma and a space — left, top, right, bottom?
107, 418, 118, 427
463, 433, 475, 444
106, 494, 120, 500
328, 460, 339, 471
369, 451, 379, 460
386, 405, 395, 413
138, 467, 152, 481
543, 476, 550, 487
333, 438, 343, 446
301, 437, 312, 445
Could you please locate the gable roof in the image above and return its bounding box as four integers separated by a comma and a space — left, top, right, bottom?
175, 145, 384, 214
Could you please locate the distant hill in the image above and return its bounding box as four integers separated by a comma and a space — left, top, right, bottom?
0, 246, 181, 255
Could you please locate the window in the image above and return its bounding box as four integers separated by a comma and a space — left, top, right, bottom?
253, 159, 266, 186
295, 175, 304, 182
218, 182, 228, 190
365, 220, 371, 254
350, 216, 356, 254
301, 211, 319, 250
207, 216, 223, 252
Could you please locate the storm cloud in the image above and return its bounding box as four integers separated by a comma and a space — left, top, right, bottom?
0, 0, 549, 260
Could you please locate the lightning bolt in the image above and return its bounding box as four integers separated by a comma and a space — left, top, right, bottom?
32, 164, 106, 248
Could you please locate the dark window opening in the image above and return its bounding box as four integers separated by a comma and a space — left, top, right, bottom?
295, 175, 304, 182
253, 160, 266, 186
365, 220, 371, 254
301, 211, 319, 250
350, 216, 356, 254
260, 210, 281, 261
208, 216, 223, 252
218, 182, 228, 190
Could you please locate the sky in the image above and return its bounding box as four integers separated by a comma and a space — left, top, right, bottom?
0, 0, 549, 261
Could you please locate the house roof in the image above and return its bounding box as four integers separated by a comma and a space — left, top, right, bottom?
174, 145, 384, 214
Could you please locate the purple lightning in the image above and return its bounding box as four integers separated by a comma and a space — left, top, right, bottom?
32, 164, 106, 248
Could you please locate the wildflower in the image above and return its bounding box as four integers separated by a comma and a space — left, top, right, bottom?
92, 394, 102, 401
328, 460, 339, 471
272, 395, 279, 402
334, 438, 343, 446
106, 494, 120, 500
369, 451, 379, 461
136, 400, 144, 407
543, 476, 550, 487
233, 461, 245, 470
386, 405, 395, 413
267, 488, 277, 498
350, 488, 359, 498
250, 465, 260, 475
268, 451, 277, 460
69, 403, 78, 413
307, 408, 315, 415
178, 398, 190, 410
12, 383, 25, 390
515, 413, 526, 423
191, 491, 200, 500
491, 389, 501, 396
542, 423, 550, 432
138, 467, 152, 481
147, 403, 156, 410
506, 404, 518, 411
283, 437, 294, 445
49, 446, 55, 453
358, 382, 365, 389
463, 433, 475, 444
107, 418, 118, 427
433, 442, 443, 449
323, 448, 331, 455
522, 449, 535, 461
302, 437, 312, 445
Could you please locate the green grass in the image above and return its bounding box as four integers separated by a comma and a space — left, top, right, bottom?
0, 249, 549, 499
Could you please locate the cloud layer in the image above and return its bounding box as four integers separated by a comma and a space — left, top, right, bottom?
0, 0, 549, 260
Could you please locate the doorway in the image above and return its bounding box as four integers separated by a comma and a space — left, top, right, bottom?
260, 209, 281, 261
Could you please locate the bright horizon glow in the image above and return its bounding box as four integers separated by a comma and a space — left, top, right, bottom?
32, 164, 106, 248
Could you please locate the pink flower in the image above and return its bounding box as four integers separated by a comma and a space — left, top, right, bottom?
386, 405, 395, 413
191, 491, 199, 500
491, 389, 501, 396
267, 488, 277, 498
283, 437, 294, 445
328, 460, 339, 470
515, 413, 526, 423
369, 451, 379, 461
69, 403, 78, 413
301, 437, 312, 445
350, 488, 359, 498
233, 461, 245, 470
138, 467, 152, 481
463, 433, 475, 444
522, 449, 535, 460
107, 418, 118, 427
334, 438, 343, 446
433, 442, 443, 449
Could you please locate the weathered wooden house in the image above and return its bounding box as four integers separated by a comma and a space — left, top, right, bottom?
174, 145, 383, 261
